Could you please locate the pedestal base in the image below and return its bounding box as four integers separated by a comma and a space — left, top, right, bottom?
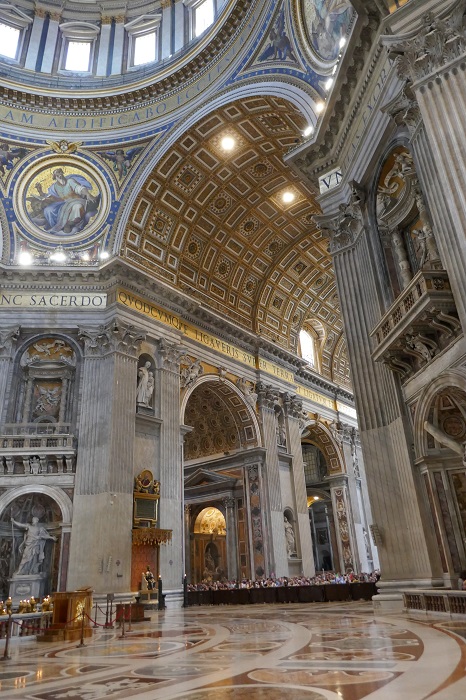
163, 588, 184, 609
373, 578, 445, 614
9, 574, 47, 604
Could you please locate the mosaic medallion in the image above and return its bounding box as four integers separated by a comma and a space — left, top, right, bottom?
15, 157, 108, 245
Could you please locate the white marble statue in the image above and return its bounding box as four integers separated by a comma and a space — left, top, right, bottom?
11, 516, 57, 576
284, 516, 296, 557
137, 361, 153, 406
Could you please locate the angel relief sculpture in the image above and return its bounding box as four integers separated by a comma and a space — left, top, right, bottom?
100, 147, 144, 180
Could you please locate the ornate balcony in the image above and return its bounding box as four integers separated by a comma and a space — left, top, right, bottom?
0, 423, 77, 475
371, 270, 461, 379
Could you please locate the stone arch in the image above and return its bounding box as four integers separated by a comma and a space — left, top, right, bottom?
182, 375, 261, 460
0, 485, 73, 525
114, 80, 317, 253
413, 368, 466, 460
301, 419, 344, 475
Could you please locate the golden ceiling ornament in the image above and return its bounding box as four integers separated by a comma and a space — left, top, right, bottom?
47, 140, 82, 154
135, 469, 159, 495
132, 527, 172, 546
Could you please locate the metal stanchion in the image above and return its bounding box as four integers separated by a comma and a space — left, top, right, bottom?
158, 576, 164, 611
120, 610, 126, 639
128, 603, 132, 632
78, 611, 86, 647
93, 600, 99, 628
105, 593, 114, 628
183, 574, 188, 608
1, 614, 13, 661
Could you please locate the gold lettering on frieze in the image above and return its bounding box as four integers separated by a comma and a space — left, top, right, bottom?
0, 291, 107, 309
116, 288, 256, 367
295, 384, 335, 410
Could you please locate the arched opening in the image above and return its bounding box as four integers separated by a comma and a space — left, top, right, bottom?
416, 383, 466, 582
0, 492, 63, 601
182, 377, 260, 583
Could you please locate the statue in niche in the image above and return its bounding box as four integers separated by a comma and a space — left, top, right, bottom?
137, 361, 153, 406
29, 457, 41, 475
277, 423, 286, 446
11, 517, 57, 576
284, 517, 296, 557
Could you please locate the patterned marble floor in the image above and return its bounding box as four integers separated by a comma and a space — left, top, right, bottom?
0, 601, 465, 700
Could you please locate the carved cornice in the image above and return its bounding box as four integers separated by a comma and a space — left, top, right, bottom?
384, 1, 466, 84
290, 6, 385, 179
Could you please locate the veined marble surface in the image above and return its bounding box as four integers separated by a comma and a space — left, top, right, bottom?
0, 602, 465, 699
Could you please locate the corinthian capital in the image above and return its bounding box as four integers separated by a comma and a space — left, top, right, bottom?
157, 338, 186, 369
385, 4, 466, 83
383, 84, 422, 136
79, 320, 145, 357
0, 326, 20, 357
314, 184, 365, 254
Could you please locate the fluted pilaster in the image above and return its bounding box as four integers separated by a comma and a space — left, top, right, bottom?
256, 382, 285, 576
157, 339, 185, 600
317, 195, 440, 601
0, 327, 20, 423
67, 320, 145, 593
283, 393, 315, 576
385, 3, 466, 325
224, 497, 238, 581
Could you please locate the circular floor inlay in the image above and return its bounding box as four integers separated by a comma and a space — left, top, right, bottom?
178, 686, 326, 700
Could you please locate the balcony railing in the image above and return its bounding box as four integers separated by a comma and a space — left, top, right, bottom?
370, 270, 461, 379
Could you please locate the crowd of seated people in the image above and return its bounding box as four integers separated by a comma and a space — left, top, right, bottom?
187, 570, 380, 591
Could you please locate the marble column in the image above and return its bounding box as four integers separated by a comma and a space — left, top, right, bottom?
157, 339, 185, 607
385, 5, 466, 326
223, 497, 238, 581
256, 383, 286, 576
315, 190, 441, 609
67, 320, 145, 593
0, 327, 20, 424
282, 393, 315, 577
184, 504, 191, 582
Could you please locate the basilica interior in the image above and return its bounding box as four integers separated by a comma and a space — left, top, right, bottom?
0, 0, 466, 698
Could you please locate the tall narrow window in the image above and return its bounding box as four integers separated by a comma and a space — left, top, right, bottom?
0, 22, 20, 59
194, 0, 214, 37
65, 41, 91, 71
134, 31, 156, 66
299, 329, 315, 367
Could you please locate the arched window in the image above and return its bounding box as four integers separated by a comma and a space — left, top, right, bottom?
299, 329, 315, 367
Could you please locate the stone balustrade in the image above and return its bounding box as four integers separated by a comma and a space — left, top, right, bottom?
403, 589, 466, 618
370, 270, 461, 379
0, 423, 76, 474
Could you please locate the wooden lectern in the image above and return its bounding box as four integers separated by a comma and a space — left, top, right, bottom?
38, 587, 93, 642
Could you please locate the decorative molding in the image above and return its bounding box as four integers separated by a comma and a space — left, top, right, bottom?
314, 184, 365, 254
78, 320, 145, 357
385, 3, 466, 83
